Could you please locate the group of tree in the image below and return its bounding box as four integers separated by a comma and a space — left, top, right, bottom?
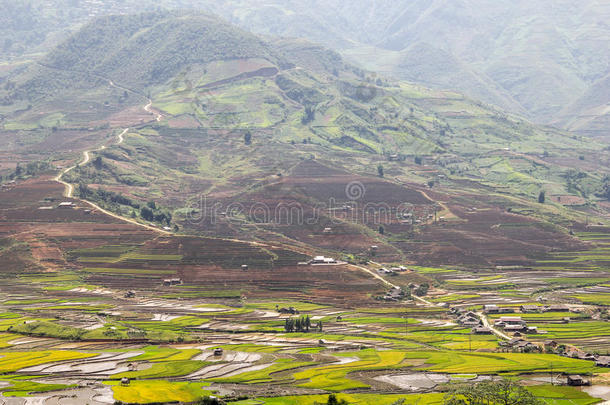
284, 315, 322, 333
3, 161, 52, 181
140, 201, 172, 226
413, 283, 429, 296
78, 183, 139, 209
598, 176, 610, 201
313, 394, 350, 405
444, 379, 542, 405
78, 184, 172, 226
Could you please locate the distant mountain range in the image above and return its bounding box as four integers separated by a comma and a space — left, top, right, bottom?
2, 1, 608, 139
191, 0, 610, 139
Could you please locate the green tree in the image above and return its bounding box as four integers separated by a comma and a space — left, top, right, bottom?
538, 190, 545, 203
326, 394, 349, 405
377, 164, 384, 178
444, 379, 542, 405
141, 206, 154, 221
93, 156, 103, 170
244, 131, 252, 145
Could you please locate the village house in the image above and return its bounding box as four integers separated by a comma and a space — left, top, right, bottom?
567, 375, 590, 386
472, 326, 492, 334
501, 337, 539, 352
543, 340, 558, 350
308, 256, 338, 265
595, 356, 610, 367
163, 278, 182, 286
543, 305, 569, 312
494, 316, 526, 328
458, 312, 480, 327
520, 305, 540, 313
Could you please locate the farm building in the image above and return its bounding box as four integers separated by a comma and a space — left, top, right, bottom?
504, 324, 526, 332
544, 340, 558, 349
472, 326, 492, 334
596, 356, 610, 367
502, 338, 538, 352
543, 305, 569, 312
163, 278, 182, 286
520, 305, 540, 313
308, 256, 338, 265
567, 375, 590, 386
322, 227, 332, 234
58, 201, 74, 209
494, 316, 525, 326
458, 313, 480, 327
483, 304, 499, 313
382, 287, 405, 301
213, 348, 223, 356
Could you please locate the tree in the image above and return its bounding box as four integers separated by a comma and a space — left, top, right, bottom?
377, 164, 384, 178
414, 156, 422, 165
196, 397, 224, 405
93, 156, 103, 170
302, 105, 315, 124
141, 206, 154, 221
326, 394, 349, 405
444, 379, 542, 405
244, 131, 252, 145
378, 225, 385, 235
538, 190, 545, 203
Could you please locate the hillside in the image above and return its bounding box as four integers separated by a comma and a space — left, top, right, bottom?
191, 0, 610, 138
1, 11, 609, 268
2, 1, 607, 138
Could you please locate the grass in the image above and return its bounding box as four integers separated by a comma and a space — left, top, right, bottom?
108, 380, 213, 404
0, 351, 97, 373
527, 385, 600, 405
114, 360, 209, 379
130, 346, 201, 362
405, 351, 604, 375
570, 294, 610, 306
293, 349, 408, 391
209, 358, 316, 384
244, 301, 328, 311
527, 322, 610, 339
229, 393, 445, 405
219, 344, 284, 353
0, 378, 74, 397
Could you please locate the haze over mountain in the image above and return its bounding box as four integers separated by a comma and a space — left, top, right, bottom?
1, 8, 610, 404
195, 0, 610, 139
2, 1, 608, 139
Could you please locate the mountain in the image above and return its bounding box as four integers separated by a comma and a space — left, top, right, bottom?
2, 1, 608, 139
189, 0, 610, 139
1, 11, 609, 267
